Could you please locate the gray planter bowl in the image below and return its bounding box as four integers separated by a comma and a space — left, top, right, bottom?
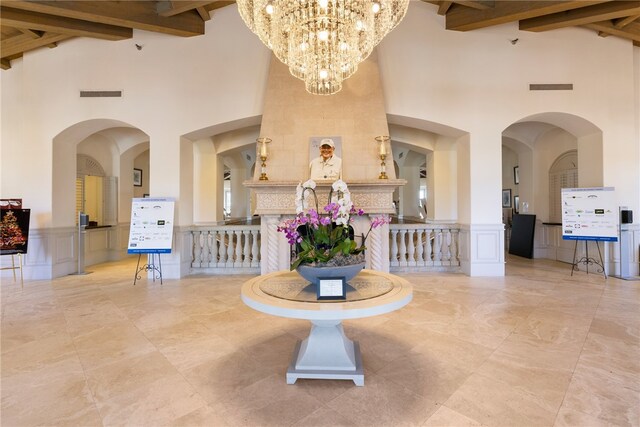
296, 262, 365, 285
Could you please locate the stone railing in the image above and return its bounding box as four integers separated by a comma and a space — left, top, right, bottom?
389, 223, 461, 272
190, 222, 460, 274
191, 225, 261, 274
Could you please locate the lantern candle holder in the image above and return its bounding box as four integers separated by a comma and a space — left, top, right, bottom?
375, 135, 390, 180
257, 137, 271, 180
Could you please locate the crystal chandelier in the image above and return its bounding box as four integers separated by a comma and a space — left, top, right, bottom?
237, 0, 409, 95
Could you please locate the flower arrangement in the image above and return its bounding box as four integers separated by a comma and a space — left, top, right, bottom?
277, 179, 389, 270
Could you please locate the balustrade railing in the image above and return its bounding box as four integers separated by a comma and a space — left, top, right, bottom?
389, 223, 460, 272
191, 225, 261, 274
190, 223, 460, 274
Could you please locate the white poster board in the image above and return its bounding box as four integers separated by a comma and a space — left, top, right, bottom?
127, 198, 175, 253
561, 187, 618, 241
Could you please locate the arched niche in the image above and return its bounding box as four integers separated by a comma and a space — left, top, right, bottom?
52, 119, 149, 227
387, 115, 467, 222
502, 112, 602, 223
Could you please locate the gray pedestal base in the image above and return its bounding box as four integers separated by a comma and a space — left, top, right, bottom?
286, 341, 364, 386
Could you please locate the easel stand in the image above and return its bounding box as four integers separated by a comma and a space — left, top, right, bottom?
133, 253, 163, 285
571, 239, 607, 279
1, 253, 24, 287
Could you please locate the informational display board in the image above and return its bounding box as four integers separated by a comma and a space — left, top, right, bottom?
127, 198, 175, 253
561, 187, 618, 241
0, 208, 31, 255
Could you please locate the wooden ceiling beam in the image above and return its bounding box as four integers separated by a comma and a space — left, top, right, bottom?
614, 14, 640, 28
1, 58, 11, 70
437, 1, 454, 15
520, 1, 640, 32
445, 1, 608, 31
18, 27, 43, 38
3, 1, 204, 37
0, 6, 132, 40
1, 32, 70, 57
157, 1, 214, 17
454, 1, 494, 11
583, 20, 640, 41
195, 7, 211, 21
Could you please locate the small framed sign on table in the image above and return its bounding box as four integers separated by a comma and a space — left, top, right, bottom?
317, 277, 347, 300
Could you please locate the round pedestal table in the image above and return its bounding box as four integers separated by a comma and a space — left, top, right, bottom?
241, 269, 412, 386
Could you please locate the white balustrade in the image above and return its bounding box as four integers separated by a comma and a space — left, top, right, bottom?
191, 225, 261, 274
191, 223, 460, 275
388, 223, 461, 272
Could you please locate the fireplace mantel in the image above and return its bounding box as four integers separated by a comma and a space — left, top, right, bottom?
244, 179, 406, 215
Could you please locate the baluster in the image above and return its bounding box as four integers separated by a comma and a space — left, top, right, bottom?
243, 230, 251, 267
234, 230, 243, 267
192, 231, 201, 267
434, 229, 443, 264
416, 229, 424, 265
199, 231, 207, 267
251, 229, 260, 267
390, 229, 399, 266
450, 229, 459, 265
407, 228, 416, 266
209, 230, 220, 267
399, 229, 408, 267
226, 230, 235, 267
204, 231, 212, 267
217, 230, 226, 265
424, 228, 433, 265
444, 229, 452, 264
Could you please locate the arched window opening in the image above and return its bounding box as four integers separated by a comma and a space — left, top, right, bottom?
549, 150, 578, 223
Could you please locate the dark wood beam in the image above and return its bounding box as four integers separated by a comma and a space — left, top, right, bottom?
1, 31, 70, 57
18, 27, 43, 38
3, 1, 204, 37
195, 7, 211, 21
583, 20, 640, 42
0, 6, 131, 40
454, 1, 494, 11
614, 14, 640, 28
520, 1, 640, 32
438, 1, 454, 15
445, 1, 608, 31
1, 58, 11, 70
157, 1, 213, 17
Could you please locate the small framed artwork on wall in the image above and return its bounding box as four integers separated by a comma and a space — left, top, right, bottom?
133, 168, 142, 187
514, 195, 520, 213
502, 189, 512, 208
514, 166, 520, 185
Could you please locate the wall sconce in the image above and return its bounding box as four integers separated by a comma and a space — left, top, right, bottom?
256, 137, 271, 180
375, 135, 390, 179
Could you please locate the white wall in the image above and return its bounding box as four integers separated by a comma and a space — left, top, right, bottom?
1, 2, 638, 278
378, 2, 639, 223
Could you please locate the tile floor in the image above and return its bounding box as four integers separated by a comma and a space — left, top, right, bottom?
1, 256, 639, 426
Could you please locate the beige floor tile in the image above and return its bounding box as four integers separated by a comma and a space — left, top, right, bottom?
72, 321, 157, 370
292, 405, 357, 427
554, 405, 614, 427
96, 374, 208, 426
326, 374, 439, 426
562, 361, 640, 426
444, 373, 557, 427
84, 350, 179, 402
423, 405, 484, 426
1, 256, 638, 427
220, 373, 323, 426
1, 374, 102, 427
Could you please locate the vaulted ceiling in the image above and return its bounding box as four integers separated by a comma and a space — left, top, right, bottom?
2, 0, 639, 70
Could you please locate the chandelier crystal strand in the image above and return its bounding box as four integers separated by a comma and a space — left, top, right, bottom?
237, 0, 409, 95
